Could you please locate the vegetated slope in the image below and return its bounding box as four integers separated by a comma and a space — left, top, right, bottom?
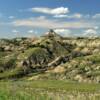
0, 30, 100, 83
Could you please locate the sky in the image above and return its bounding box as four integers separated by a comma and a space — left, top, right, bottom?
0, 0, 100, 38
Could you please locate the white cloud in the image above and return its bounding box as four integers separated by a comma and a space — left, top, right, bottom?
54, 13, 82, 19
12, 17, 94, 29
31, 7, 69, 15
94, 26, 99, 29
83, 29, 98, 37
12, 29, 19, 33
28, 30, 34, 33
9, 16, 15, 19
54, 15, 68, 18
93, 14, 100, 19
54, 29, 71, 36
27, 30, 38, 36
69, 13, 82, 18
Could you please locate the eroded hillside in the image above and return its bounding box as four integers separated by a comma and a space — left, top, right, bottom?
0, 30, 100, 83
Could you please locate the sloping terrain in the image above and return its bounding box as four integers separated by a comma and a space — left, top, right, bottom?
0, 30, 100, 83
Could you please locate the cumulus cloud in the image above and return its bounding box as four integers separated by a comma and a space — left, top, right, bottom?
54, 29, 71, 36
12, 16, 94, 29
30, 7, 69, 15
54, 13, 82, 19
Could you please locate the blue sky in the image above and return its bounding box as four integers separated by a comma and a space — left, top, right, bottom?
0, 0, 100, 38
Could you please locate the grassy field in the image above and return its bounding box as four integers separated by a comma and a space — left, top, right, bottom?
0, 80, 100, 100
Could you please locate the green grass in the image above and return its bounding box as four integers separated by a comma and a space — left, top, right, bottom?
76, 53, 100, 64
0, 80, 100, 100
0, 68, 23, 79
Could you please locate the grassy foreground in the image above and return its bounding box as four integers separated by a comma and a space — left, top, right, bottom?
0, 80, 100, 100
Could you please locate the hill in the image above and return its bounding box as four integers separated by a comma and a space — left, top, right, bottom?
0, 30, 100, 83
